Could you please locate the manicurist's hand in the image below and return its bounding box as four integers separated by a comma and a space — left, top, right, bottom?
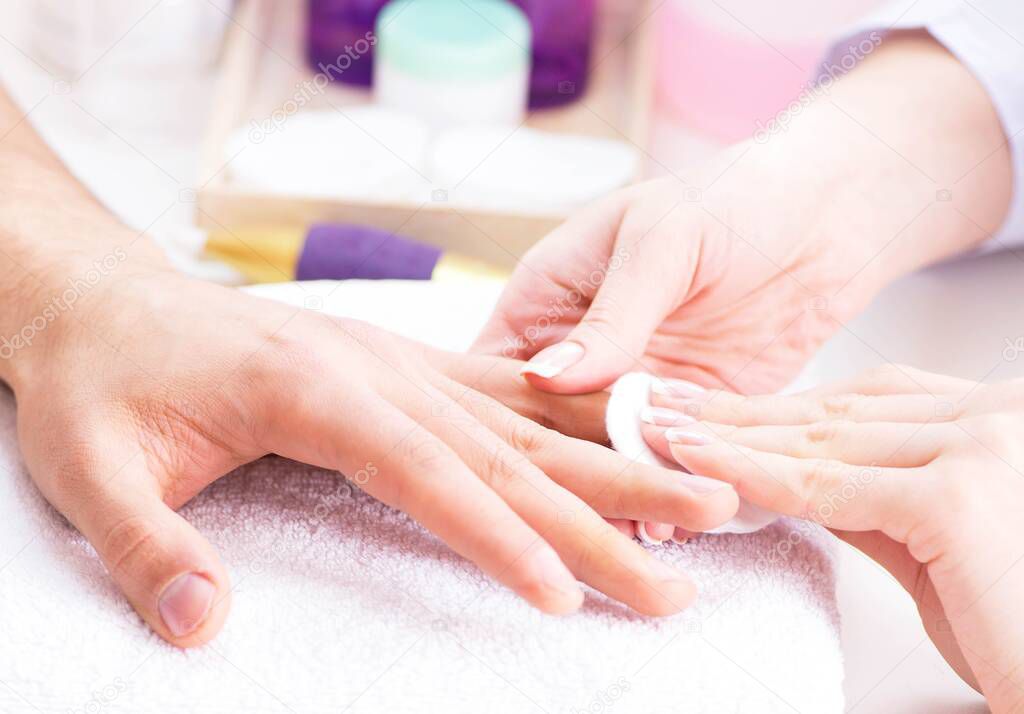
474, 31, 1011, 396
640, 365, 1024, 713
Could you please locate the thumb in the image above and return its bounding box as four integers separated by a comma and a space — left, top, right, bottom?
69, 463, 231, 648
520, 216, 700, 394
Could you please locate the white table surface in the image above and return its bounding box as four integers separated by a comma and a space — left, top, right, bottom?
0, 3, 1010, 711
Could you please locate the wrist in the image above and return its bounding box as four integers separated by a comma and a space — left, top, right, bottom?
764, 30, 1012, 287
0, 224, 175, 394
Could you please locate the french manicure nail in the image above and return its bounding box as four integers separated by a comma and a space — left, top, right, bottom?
636, 522, 666, 546
639, 407, 693, 427
651, 379, 706, 398
671, 528, 694, 545
665, 428, 713, 446
159, 573, 215, 638
520, 342, 585, 379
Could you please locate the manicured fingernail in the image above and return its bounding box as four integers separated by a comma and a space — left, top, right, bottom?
651, 379, 706, 397
159, 573, 215, 637
520, 342, 585, 379
534, 547, 581, 599
671, 528, 695, 545
639, 407, 693, 427
636, 522, 666, 546
665, 428, 713, 446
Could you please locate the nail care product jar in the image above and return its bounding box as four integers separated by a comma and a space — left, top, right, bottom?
306, 0, 388, 87
512, 0, 596, 108
374, 0, 532, 128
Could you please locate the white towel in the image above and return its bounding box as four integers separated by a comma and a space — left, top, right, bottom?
606, 372, 779, 534
0, 280, 844, 713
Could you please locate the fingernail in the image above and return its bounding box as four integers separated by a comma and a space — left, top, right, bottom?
534, 547, 581, 599
636, 522, 666, 546
520, 342, 584, 379
159, 573, 215, 638
651, 379, 706, 397
639, 407, 694, 427
671, 528, 694, 545
665, 428, 713, 446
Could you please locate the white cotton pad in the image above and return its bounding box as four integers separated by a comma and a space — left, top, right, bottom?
226, 107, 432, 203
606, 372, 779, 535
430, 126, 639, 214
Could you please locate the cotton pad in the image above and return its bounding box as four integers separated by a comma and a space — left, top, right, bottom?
226, 107, 432, 203
606, 372, 779, 535
431, 126, 639, 214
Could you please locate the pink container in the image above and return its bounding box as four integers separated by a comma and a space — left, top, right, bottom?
656, 0, 882, 143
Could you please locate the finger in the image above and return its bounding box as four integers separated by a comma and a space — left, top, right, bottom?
443, 381, 739, 532
520, 202, 701, 394
270, 389, 584, 615
425, 396, 697, 616
664, 436, 920, 531
641, 417, 948, 468
809, 364, 978, 396
59, 454, 230, 648
637, 521, 675, 545
425, 347, 610, 443
650, 385, 956, 426
471, 193, 631, 360
607, 518, 635, 537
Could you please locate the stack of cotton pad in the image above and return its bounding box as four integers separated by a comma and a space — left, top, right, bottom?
227, 107, 433, 203
431, 126, 639, 214
227, 110, 638, 212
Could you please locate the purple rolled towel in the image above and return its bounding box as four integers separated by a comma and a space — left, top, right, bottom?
295, 223, 442, 281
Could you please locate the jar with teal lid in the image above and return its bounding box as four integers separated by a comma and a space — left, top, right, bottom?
374, 0, 532, 127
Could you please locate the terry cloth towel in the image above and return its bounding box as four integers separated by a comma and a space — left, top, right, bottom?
607, 372, 779, 534
0, 280, 843, 713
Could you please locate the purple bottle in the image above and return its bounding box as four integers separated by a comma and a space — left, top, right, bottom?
306, 0, 597, 106
512, 0, 596, 108
306, 0, 387, 87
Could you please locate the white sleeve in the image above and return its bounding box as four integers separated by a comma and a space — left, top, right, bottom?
820, 0, 1024, 250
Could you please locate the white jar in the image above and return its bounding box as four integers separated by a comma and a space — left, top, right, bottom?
373, 0, 532, 129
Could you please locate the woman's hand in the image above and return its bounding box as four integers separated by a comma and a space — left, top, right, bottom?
640, 365, 1024, 712
4, 264, 739, 648
473, 31, 1010, 396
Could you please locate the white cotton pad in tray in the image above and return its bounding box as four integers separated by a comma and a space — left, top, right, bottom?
607, 372, 779, 535
226, 107, 432, 203
431, 126, 639, 214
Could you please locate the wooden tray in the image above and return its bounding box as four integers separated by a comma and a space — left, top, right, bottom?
197, 0, 655, 268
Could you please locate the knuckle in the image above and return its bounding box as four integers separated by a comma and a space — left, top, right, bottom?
804, 420, 845, 445
864, 363, 908, 382
797, 459, 844, 510
102, 514, 161, 581
505, 415, 553, 456
399, 435, 448, 474
821, 394, 859, 419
